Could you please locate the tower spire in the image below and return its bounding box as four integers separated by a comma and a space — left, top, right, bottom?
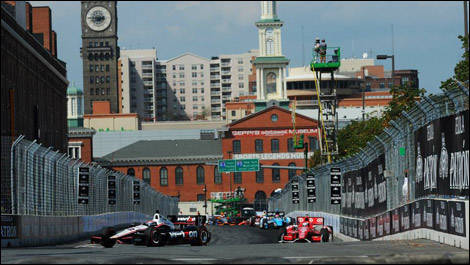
260, 1, 277, 20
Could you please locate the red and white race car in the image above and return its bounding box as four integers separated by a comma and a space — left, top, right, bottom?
278, 216, 332, 243
90, 213, 210, 248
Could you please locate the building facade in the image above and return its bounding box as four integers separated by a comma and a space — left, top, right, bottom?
1, 3, 68, 152
119, 49, 158, 121
222, 106, 319, 210
209, 49, 259, 120
68, 127, 95, 163
81, 1, 120, 114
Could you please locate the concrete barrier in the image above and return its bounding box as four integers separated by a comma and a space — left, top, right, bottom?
1, 212, 151, 248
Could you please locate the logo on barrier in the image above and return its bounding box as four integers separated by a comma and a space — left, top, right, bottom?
330, 167, 341, 205
77, 166, 90, 204
292, 179, 300, 204
306, 174, 316, 203
133, 180, 141, 205
108, 175, 117, 205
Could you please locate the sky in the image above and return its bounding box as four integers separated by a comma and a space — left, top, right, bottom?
30, 1, 466, 95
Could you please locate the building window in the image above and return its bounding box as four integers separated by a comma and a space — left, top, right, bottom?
255, 139, 263, 153
238, 67, 243, 73
288, 163, 296, 181
106, 65, 109, 72
127, 168, 135, 176
231, 110, 236, 116
388, 82, 394, 88
179, 73, 185, 78
234, 172, 242, 184
256, 168, 264, 183
196, 166, 205, 185
193, 96, 198, 102
272, 163, 280, 183
287, 138, 295, 152
172, 65, 176, 70
233, 140, 241, 154
143, 167, 151, 185
100, 65, 104, 72
238, 58, 243, 64
179, 65, 185, 70
160, 167, 168, 186
379, 82, 385, 89
266, 72, 277, 94
271, 139, 279, 153
175, 167, 183, 185
214, 166, 222, 184
89, 65, 93, 72
192, 64, 197, 70
239, 83, 244, 88
106, 76, 110, 83
197, 194, 205, 201
200, 64, 204, 70
192, 72, 197, 78
254, 191, 267, 211
106, 88, 110, 95
193, 88, 198, 94
271, 114, 278, 122
67, 146, 81, 159
180, 88, 185, 94
90, 76, 94, 84
309, 137, 318, 151
239, 75, 244, 80
180, 97, 185, 102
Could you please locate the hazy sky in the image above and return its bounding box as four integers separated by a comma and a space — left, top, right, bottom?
30, 1, 465, 94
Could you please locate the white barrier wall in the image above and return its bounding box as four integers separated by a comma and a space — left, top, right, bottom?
1, 211, 152, 248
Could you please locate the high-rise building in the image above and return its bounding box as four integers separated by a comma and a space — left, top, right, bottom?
120, 49, 158, 121
254, 1, 289, 101
80, 1, 120, 114
119, 50, 259, 121
209, 50, 259, 120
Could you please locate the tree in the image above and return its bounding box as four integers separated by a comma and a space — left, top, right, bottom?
308, 149, 322, 168
440, 35, 469, 91
337, 116, 385, 158
382, 83, 426, 126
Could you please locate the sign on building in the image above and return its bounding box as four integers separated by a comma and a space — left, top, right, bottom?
331, 167, 341, 204
78, 166, 90, 204
306, 173, 316, 203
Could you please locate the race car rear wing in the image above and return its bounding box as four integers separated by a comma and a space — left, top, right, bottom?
266, 211, 286, 217
167, 215, 207, 226
296, 216, 324, 225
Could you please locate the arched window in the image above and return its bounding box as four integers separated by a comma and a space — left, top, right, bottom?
265, 28, 274, 55
196, 166, 205, 185
272, 163, 280, 183
160, 167, 168, 186
254, 191, 267, 211
175, 167, 183, 185
142, 167, 151, 185
127, 168, 135, 176
288, 163, 296, 181
256, 168, 264, 183
266, 72, 277, 94
214, 166, 222, 184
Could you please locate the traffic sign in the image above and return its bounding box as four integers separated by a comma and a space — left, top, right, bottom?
218, 159, 259, 172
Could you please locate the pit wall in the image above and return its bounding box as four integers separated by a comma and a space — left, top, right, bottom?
286, 199, 469, 250
1, 211, 151, 248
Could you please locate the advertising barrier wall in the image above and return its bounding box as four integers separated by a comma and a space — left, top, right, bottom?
338, 198, 468, 249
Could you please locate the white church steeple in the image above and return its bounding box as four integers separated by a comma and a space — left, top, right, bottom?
254, 1, 289, 101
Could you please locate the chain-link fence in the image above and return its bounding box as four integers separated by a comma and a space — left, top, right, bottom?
2, 136, 179, 217
269, 82, 469, 218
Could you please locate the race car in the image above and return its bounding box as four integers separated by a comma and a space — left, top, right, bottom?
259, 211, 291, 229
90, 213, 211, 248
278, 216, 332, 243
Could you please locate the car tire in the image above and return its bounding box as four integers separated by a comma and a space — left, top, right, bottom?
191, 226, 211, 246
100, 227, 116, 248
146, 226, 167, 247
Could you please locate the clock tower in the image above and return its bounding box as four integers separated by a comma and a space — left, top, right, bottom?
81, 1, 120, 114
254, 1, 289, 101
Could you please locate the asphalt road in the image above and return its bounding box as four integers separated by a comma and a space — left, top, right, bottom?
1, 225, 468, 264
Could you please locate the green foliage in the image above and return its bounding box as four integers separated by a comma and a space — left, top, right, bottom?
337, 116, 385, 158
382, 83, 426, 126
308, 149, 322, 168
440, 35, 469, 91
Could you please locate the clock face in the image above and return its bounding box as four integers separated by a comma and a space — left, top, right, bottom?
86, 6, 112, 32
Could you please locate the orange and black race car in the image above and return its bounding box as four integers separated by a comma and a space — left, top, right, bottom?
90, 213, 210, 248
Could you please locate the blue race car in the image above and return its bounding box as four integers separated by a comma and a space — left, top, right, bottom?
260, 211, 291, 229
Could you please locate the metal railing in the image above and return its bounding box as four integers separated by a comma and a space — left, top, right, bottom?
269, 83, 469, 218
1, 137, 179, 217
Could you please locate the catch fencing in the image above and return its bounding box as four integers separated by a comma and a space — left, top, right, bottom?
269, 82, 469, 219
1, 136, 179, 217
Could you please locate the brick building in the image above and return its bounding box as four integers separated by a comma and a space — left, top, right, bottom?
98, 138, 223, 202
222, 106, 319, 210
67, 127, 95, 163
